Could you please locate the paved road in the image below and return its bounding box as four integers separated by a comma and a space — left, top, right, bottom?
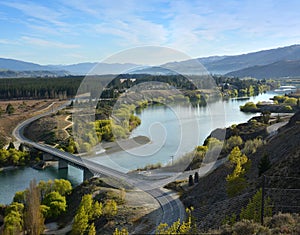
267, 121, 288, 137
12, 101, 187, 233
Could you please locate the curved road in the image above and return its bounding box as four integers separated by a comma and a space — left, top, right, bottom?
12, 101, 185, 233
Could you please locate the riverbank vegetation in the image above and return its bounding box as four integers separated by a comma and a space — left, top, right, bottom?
214, 76, 275, 98
0, 147, 30, 167
0, 178, 134, 234
240, 93, 300, 113
0, 74, 274, 152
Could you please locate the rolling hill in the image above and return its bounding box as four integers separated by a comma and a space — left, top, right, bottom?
162, 44, 300, 75
225, 59, 300, 79
2, 44, 300, 78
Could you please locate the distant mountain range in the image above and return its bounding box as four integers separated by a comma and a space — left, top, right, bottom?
1, 44, 300, 78
225, 59, 300, 79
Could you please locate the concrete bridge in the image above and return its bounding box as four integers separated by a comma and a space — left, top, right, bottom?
41, 152, 94, 180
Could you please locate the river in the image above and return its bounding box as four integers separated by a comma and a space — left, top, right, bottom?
0, 91, 276, 204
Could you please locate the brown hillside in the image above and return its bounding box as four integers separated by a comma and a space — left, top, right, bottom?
180, 111, 300, 232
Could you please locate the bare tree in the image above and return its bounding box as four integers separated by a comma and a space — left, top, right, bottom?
24, 179, 44, 235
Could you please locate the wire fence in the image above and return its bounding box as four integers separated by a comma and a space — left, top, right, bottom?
192, 175, 300, 229
264, 175, 300, 215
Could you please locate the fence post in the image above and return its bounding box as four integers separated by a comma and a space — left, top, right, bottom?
261, 175, 266, 225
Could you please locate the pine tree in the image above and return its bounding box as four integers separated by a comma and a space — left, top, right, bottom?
240, 188, 272, 222
5, 103, 14, 115
7, 142, 15, 150
194, 172, 199, 183
188, 175, 194, 186
258, 153, 271, 176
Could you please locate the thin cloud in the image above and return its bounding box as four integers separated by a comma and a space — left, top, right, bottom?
0, 39, 20, 45
21, 36, 80, 49
1, 1, 67, 27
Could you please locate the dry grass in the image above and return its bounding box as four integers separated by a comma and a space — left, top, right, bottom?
0, 99, 66, 144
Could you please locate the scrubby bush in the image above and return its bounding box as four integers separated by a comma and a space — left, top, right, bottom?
242, 138, 264, 155
240, 102, 258, 112
283, 97, 297, 105
284, 105, 293, 112
232, 220, 271, 235
225, 136, 243, 152
267, 212, 295, 228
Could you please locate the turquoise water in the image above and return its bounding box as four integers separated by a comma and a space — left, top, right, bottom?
0, 92, 276, 204
90, 92, 276, 171
0, 163, 82, 204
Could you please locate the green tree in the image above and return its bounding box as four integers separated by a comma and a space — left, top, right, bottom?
13, 190, 27, 204
93, 201, 103, 219
240, 102, 258, 112
3, 202, 24, 235
88, 223, 96, 235
194, 172, 199, 184
258, 154, 271, 176
42, 191, 66, 218
226, 147, 249, 197
80, 194, 94, 220
240, 188, 272, 223
103, 199, 118, 218
7, 142, 15, 150
156, 208, 194, 234
18, 143, 26, 152
53, 179, 72, 196
72, 205, 89, 235
5, 103, 14, 115
188, 175, 194, 186
261, 111, 271, 124
113, 228, 129, 235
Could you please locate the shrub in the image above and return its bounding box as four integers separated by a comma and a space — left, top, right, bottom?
225, 136, 243, 152
267, 213, 295, 228
232, 220, 270, 235
204, 137, 223, 149
240, 102, 258, 112
283, 97, 297, 105
284, 105, 293, 112
242, 138, 264, 155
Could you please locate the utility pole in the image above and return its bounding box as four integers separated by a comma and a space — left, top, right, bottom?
261, 175, 266, 225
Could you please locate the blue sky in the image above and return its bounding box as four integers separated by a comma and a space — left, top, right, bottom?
1, 0, 300, 65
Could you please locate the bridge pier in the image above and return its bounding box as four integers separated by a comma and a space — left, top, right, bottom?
43, 153, 55, 161
58, 159, 68, 169
83, 168, 94, 181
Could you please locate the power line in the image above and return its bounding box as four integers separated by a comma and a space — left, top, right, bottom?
265, 187, 300, 191
264, 175, 300, 180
